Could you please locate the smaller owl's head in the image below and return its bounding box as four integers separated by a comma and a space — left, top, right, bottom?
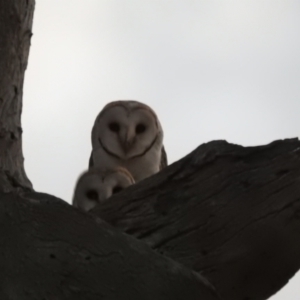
72, 167, 135, 212
92, 100, 163, 159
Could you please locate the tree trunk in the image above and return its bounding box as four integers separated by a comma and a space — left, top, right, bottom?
93, 139, 300, 300
0, 0, 33, 192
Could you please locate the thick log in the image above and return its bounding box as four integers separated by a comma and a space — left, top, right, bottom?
93, 139, 300, 300
0, 0, 34, 191
0, 190, 221, 299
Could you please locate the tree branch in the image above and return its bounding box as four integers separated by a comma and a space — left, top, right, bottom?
0, 190, 221, 300
93, 139, 300, 300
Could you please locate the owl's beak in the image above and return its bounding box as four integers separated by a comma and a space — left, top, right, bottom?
122, 130, 135, 153
99, 191, 108, 204
124, 138, 134, 152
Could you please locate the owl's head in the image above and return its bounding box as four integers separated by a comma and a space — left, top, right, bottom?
92, 100, 163, 159
72, 167, 135, 212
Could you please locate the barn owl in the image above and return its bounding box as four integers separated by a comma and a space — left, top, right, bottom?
89, 100, 167, 182
72, 167, 135, 212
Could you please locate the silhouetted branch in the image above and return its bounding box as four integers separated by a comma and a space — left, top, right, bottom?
0, 190, 220, 300
93, 139, 300, 300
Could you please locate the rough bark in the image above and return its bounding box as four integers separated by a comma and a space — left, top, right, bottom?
0, 0, 34, 191
93, 139, 300, 300
0, 190, 221, 300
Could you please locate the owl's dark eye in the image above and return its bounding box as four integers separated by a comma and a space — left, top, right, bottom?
112, 186, 123, 194
109, 122, 120, 133
86, 189, 98, 201
136, 123, 146, 134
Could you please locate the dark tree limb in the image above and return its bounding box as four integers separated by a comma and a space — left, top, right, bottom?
0, 191, 221, 300
0, 0, 34, 191
93, 139, 300, 300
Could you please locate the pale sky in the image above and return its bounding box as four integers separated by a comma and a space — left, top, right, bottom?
22, 1, 300, 299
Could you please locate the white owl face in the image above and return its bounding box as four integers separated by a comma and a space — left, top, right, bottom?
94, 102, 161, 159
73, 168, 134, 212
